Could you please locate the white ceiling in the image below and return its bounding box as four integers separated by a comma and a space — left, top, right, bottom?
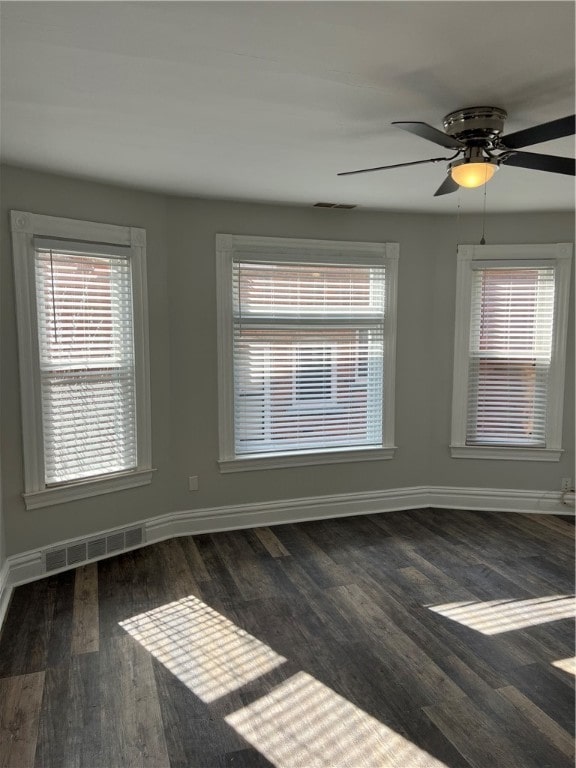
1, 1, 574, 213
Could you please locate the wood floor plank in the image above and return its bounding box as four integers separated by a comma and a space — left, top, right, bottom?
45, 570, 76, 670
501, 511, 576, 542
503, 661, 575, 733
34, 653, 100, 768
151, 654, 248, 768
97, 549, 154, 644
498, 684, 575, 758
274, 560, 360, 644
191, 535, 245, 602
325, 583, 466, 708
0, 672, 45, 768
487, 552, 575, 598
271, 523, 355, 589
252, 526, 290, 558
71, 563, 99, 655
410, 509, 544, 563
208, 747, 274, 767
401, 708, 474, 768
177, 535, 212, 583
155, 537, 202, 601
431, 650, 571, 768
0, 582, 54, 678
100, 635, 170, 768
424, 695, 535, 768
523, 554, 575, 593
211, 531, 297, 602
428, 659, 574, 767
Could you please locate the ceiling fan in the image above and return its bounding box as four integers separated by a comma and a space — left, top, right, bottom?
338, 107, 576, 196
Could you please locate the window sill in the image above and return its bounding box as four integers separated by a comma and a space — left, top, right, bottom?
23, 468, 156, 510
450, 445, 563, 462
218, 446, 396, 473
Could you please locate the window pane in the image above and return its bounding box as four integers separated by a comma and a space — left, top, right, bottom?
234, 262, 385, 318
41, 369, 137, 482
234, 327, 383, 454
466, 267, 555, 447
35, 250, 137, 484
467, 359, 549, 446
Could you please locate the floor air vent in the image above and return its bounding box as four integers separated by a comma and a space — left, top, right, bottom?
43, 526, 144, 573
45, 548, 67, 573
125, 527, 143, 548
106, 532, 124, 553
87, 538, 106, 560
67, 542, 87, 566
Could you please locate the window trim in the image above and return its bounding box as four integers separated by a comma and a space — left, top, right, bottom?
450, 243, 572, 461
216, 234, 398, 471
11, 210, 153, 508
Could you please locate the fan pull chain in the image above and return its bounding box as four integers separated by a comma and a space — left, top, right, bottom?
480, 168, 488, 245
455, 188, 462, 253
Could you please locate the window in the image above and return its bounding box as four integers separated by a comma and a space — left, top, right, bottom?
11, 211, 153, 508
451, 243, 572, 461
216, 235, 398, 471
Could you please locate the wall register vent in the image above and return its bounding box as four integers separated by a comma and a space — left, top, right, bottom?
44, 526, 144, 573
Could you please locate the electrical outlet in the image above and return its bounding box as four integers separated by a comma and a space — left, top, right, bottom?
561, 477, 572, 492
188, 476, 199, 491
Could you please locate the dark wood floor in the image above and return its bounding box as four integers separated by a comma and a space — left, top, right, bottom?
0, 508, 574, 768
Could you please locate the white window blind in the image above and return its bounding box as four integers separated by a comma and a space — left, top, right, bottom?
466, 266, 556, 447
232, 260, 385, 455
34, 242, 137, 484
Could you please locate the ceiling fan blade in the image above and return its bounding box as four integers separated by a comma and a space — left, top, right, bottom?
501, 151, 575, 175
338, 156, 452, 177
434, 175, 459, 196
392, 121, 465, 150
500, 115, 575, 149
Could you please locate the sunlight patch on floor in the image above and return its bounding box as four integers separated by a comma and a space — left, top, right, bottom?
225, 671, 447, 768
426, 595, 575, 635
551, 657, 576, 676
119, 595, 286, 702
121, 596, 448, 767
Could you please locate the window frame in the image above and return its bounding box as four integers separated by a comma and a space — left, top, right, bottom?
216, 234, 398, 472
450, 243, 572, 461
11, 210, 154, 509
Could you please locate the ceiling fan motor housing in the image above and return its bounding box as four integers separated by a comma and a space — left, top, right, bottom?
443, 107, 508, 146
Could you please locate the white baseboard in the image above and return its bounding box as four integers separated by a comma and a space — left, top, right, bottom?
145, 485, 430, 544
0, 485, 572, 631
427, 486, 570, 515
0, 560, 11, 631
0, 551, 42, 631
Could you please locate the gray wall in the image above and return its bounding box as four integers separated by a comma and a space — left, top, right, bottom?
1, 164, 574, 556
0, 297, 4, 575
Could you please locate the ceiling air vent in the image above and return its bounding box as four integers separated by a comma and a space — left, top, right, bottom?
313, 202, 357, 209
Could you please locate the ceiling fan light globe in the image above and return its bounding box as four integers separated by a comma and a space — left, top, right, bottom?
451, 161, 498, 188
